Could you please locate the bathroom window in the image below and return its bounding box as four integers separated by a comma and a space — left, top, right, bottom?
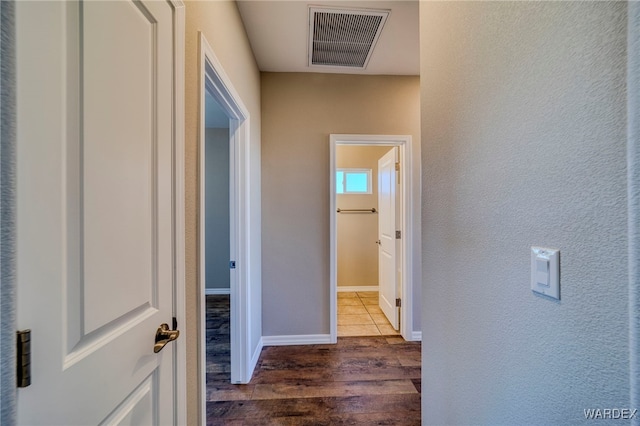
336, 169, 372, 194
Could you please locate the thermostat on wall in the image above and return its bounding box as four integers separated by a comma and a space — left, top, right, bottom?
531, 246, 560, 300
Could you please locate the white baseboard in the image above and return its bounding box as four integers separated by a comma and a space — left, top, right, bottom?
411, 331, 422, 341
249, 338, 263, 378
262, 334, 333, 346
337, 286, 379, 292
205, 288, 230, 295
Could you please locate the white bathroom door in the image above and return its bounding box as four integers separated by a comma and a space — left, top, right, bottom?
378, 148, 399, 329
15, 1, 180, 424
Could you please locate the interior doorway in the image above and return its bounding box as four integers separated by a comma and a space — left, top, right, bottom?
198, 32, 258, 425
330, 134, 418, 342
199, 30, 266, 424
202, 91, 232, 380
335, 144, 400, 337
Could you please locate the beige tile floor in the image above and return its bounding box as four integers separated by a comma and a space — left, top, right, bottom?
338, 291, 400, 337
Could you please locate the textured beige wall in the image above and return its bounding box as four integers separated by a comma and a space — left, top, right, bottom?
420, 2, 629, 424
185, 2, 261, 424
261, 72, 421, 336
336, 145, 393, 287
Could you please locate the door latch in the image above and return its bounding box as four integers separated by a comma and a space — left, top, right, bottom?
154, 322, 180, 353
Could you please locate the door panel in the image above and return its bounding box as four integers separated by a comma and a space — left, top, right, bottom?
99, 374, 156, 426
378, 148, 399, 329
82, 0, 161, 335
16, 1, 176, 424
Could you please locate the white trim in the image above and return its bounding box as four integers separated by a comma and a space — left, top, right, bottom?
205, 288, 231, 296
330, 134, 417, 343
168, 2, 186, 425
329, 141, 338, 344
411, 331, 422, 342
250, 338, 264, 374
337, 286, 379, 292
198, 32, 257, 426
262, 334, 333, 346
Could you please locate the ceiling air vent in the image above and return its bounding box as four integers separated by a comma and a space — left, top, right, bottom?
308, 6, 390, 69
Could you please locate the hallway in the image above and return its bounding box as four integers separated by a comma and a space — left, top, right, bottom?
206, 295, 421, 424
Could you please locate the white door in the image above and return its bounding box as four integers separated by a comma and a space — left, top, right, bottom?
378, 148, 399, 329
16, 1, 179, 424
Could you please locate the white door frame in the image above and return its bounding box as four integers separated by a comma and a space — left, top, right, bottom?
197, 31, 253, 422
170, 2, 186, 423
330, 134, 416, 342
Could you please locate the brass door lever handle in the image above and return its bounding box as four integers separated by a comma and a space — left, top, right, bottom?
154, 323, 180, 353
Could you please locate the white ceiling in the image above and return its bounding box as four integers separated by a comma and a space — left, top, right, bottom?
236, 0, 419, 75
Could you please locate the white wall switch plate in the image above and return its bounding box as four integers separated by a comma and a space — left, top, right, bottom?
531, 247, 560, 299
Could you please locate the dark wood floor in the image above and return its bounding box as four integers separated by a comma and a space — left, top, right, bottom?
206, 295, 421, 425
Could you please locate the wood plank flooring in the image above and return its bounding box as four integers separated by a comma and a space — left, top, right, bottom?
206, 295, 421, 425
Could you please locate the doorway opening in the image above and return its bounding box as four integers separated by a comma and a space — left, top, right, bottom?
329, 135, 418, 343
198, 32, 258, 424
202, 90, 232, 380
